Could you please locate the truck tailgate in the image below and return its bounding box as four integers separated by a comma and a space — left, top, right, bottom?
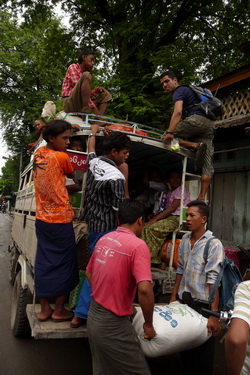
26, 304, 88, 339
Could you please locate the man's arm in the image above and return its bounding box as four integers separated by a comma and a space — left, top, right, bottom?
205, 240, 225, 336
225, 318, 249, 375
66, 171, 74, 179
88, 124, 100, 153
207, 286, 221, 336
137, 281, 156, 340
146, 199, 180, 225
164, 100, 183, 143
119, 162, 129, 199
169, 273, 183, 303
86, 270, 92, 286
66, 183, 82, 193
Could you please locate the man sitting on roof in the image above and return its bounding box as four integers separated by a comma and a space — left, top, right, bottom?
62, 49, 112, 116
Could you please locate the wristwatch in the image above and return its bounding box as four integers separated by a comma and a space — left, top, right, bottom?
88, 133, 96, 137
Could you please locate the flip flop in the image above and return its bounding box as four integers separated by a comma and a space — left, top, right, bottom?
38, 310, 54, 322
195, 142, 207, 171
52, 316, 73, 323
38, 316, 52, 322
70, 319, 87, 328
52, 312, 74, 323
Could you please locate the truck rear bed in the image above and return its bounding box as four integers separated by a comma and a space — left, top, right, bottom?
26, 304, 87, 339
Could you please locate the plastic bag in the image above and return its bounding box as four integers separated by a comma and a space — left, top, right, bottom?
171, 139, 180, 152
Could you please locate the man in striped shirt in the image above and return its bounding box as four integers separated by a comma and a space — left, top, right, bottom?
71, 124, 131, 328
225, 281, 250, 375
170, 200, 224, 375
62, 49, 112, 115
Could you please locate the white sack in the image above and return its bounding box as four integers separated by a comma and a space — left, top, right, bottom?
132, 301, 211, 358
41, 101, 56, 118
56, 111, 86, 126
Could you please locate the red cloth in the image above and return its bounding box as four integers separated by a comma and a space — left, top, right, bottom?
87, 227, 152, 316
61, 63, 83, 97
106, 123, 149, 137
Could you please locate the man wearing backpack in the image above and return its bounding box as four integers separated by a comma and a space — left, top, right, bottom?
160, 70, 215, 201
169, 200, 225, 375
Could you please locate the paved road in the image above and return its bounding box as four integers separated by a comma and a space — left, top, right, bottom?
0, 213, 227, 375
0, 213, 92, 375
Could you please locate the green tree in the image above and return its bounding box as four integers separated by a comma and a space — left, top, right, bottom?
0, 7, 76, 153
1, 0, 250, 128
48, 0, 249, 126
0, 157, 20, 195
0, 6, 79, 185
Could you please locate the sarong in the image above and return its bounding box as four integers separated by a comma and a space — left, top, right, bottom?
35, 219, 79, 297
140, 215, 179, 264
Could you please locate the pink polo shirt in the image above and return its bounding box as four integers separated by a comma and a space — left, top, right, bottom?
87, 227, 152, 316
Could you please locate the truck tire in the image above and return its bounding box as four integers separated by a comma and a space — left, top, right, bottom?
9, 246, 19, 285
11, 271, 32, 337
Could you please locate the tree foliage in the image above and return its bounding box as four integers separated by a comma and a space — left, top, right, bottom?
0, 156, 20, 195
0, 5, 79, 187
53, 0, 249, 126
1, 0, 249, 127
0, 0, 249, 187
0, 7, 76, 153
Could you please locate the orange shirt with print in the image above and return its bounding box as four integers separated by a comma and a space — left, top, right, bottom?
33, 146, 74, 223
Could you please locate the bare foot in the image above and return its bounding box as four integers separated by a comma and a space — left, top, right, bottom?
38, 307, 54, 322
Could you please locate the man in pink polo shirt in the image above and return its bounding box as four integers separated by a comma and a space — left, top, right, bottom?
86, 199, 156, 375
61, 49, 112, 115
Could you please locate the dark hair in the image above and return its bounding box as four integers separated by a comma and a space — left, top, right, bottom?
102, 132, 131, 154
69, 136, 86, 151
149, 166, 163, 180
78, 49, 95, 64
118, 200, 144, 225
42, 120, 71, 142
167, 169, 182, 179
187, 200, 209, 218
159, 70, 176, 80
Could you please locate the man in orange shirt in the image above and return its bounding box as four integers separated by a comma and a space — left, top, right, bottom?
33, 119, 79, 322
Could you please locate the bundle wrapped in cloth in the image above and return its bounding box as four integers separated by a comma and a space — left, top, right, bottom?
105, 123, 149, 137
132, 301, 211, 358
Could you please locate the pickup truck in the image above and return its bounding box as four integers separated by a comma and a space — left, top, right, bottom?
9, 112, 199, 339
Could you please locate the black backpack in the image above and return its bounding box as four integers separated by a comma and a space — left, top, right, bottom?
188, 85, 225, 121
203, 237, 243, 313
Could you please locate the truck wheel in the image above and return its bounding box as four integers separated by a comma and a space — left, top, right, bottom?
9, 246, 18, 285
11, 271, 32, 337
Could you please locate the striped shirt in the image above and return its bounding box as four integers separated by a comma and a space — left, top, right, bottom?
83, 152, 125, 232
62, 63, 83, 97
232, 281, 250, 375
177, 230, 225, 302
